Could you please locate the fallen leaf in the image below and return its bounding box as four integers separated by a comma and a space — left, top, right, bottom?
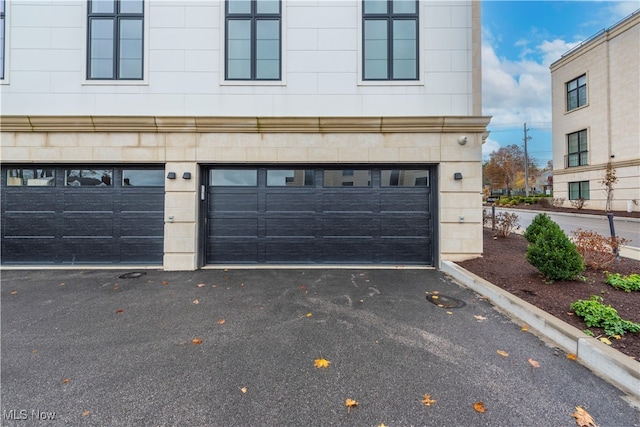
240, 387, 248, 394
521, 325, 529, 332
59, 283, 65, 287
82, 411, 91, 417
212, 285, 217, 288
567, 353, 577, 361
474, 315, 487, 321
223, 268, 228, 272
191, 338, 203, 345
31, 349, 38, 354
437, 304, 444, 307
196, 283, 206, 288
612, 334, 621, 340
217, 319, 226, 325
496, 350, 509, 357
314, 358, 331, 368
162, 281, 169, 285
528, 358, 540, 368
115, 309, 124, 313
345, 398, 358, 413
433, 291, 440, 295
378, 424, 388, 427
306, 313, 313, 317
572, 406, 597, 427
10, 291, 17, 295
192, 299, 199, 305
473, 401, 487, 413
62, 378, 70, 384
431, 295, 439, 300
446, 311, 453, 315
599, 337, 611, 345
421, 394, 436, 406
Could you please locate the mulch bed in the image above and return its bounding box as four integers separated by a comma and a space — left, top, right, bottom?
458, 228, 640, 361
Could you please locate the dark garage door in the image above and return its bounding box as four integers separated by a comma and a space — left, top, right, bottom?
1, 166, 165, 265
206, 167, 435, 265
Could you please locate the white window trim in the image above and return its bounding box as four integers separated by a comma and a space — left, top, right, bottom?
81, 0, 150, 86
357, 0, 424, 86
219, 0, 287, 86
1, 0, 10, 85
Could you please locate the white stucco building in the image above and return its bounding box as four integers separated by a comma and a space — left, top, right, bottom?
550, 10, 639, 212
0, 0, 489, 270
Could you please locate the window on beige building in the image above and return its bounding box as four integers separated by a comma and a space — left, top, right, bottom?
566, 129, 588, 167
569, 180, 590, 200
566, 74, 587, 111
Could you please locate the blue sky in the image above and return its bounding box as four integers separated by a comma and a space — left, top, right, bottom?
481, 0, 639, 167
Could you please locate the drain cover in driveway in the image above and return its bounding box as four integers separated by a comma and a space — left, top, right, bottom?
426, 293, 466, 309
118, 272, 147, 279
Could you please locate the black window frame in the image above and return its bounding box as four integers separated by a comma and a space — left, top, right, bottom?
225, 0, 282, 81
362, 0, 419, 81
565, 129, 588, 168
87, 0, 144, 81
568, 181, 590, 200
566, 74, 587, 111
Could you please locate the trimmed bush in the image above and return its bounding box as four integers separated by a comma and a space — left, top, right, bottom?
538, 197, 553, 208
523, 213, 555, 244
526, 224, 584, 281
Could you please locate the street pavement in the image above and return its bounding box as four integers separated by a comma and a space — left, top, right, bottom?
2, 268, 639, 426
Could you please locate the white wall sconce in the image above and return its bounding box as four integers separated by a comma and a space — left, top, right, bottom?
167, 172, 176, 179
454, 172, 463, 180
458, 136, 468, 145
183, 172, 191, 180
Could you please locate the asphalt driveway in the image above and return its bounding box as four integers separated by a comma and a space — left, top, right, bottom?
1, 268, 639, 426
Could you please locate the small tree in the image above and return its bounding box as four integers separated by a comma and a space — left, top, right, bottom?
523, 213, 554, 244
600, 162, 617, 212
526, 224, 584, 281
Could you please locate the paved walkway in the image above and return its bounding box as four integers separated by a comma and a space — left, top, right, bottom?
2, 269, 638, 426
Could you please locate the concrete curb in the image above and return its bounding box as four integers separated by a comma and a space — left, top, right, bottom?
441, 260, 640, 400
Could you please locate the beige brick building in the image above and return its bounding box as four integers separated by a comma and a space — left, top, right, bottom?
550, 10, 639, 212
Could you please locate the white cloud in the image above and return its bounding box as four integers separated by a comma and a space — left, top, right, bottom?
482, 138, 501, 161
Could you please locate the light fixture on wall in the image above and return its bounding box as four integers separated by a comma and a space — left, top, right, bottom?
454, 172, 463, 180
458, 136, 468, 145
167, 172, 176, 179
183, 172, 191, 180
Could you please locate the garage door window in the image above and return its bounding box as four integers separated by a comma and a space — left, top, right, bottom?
210, 169, 257, 186
381, 169, 429, 187
6, 168, 55, 186
122, 169, 164, 186
324, 169, 371, 187
267, 169, 314, 186
65, 169, 113, 187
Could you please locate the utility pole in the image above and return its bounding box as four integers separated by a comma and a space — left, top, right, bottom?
523, 123, 531, 197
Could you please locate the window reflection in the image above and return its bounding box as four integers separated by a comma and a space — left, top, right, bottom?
381, 169, 429, 187
6, 168, 55, 186
122, 169, 164, 186
324, 170, 371, 187
65, 169, 113, 187
210, 169, 257, 186
267, 169, 314, 186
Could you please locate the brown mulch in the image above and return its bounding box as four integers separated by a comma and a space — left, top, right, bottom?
458, 228, 640, 361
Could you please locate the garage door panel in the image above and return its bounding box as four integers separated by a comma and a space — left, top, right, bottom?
211, 193, 258, 212
265, 217, 316, 237
265, 240, 316, 262
2, 238, 58, 263
63, 192, 114, 211
121, 192, 164, 211
380, 192, 429, 212
322, 215, 379, 237
322, 192, 376, 212
121, 238, 164, 262
380, 215, 429, 236
266, 193, 315, 212
211, 218, 258, 237
121, 213, 164, 237
63, 215, 113, 237
323, 238, 374, 262
208, 241, 259, 263
379, 238, 431, 263
3, 212, 57, 237
62, 238, 115, 263
3, 191, 58, 211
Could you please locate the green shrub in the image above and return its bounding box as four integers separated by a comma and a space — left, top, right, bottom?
523, 213, 555, 244
523, 197, 534, 205
605, 272, 640, 292
538, 197, 553, 208
571, 295, 640, 336
526, 224, 584, 281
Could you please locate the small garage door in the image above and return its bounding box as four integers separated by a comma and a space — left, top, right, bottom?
205, 167, 435, 265
1, 166, 165, 265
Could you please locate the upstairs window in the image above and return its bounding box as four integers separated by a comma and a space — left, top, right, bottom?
362, 0, 418, 81
1, 0, 5, 80
226, 0, 281, 81
566, 130, 588, 168
566, 74, 586, 111
87, 0, 144, 80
